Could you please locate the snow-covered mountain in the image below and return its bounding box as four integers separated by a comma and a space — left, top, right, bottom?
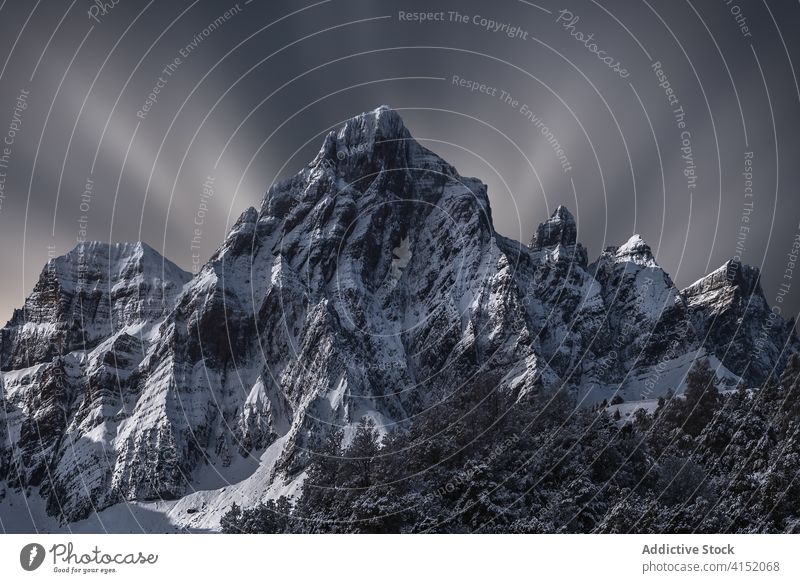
1, 106, 797, 532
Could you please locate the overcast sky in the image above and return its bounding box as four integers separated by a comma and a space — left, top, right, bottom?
0, 0, 798, 324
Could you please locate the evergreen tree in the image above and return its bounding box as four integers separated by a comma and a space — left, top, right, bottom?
344, 417, 381, 488
683, 359, 720, 437
220, 502, 241, 533
222, 354, 800, 534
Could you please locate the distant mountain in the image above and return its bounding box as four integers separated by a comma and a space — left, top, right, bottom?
1, 106, 797, 531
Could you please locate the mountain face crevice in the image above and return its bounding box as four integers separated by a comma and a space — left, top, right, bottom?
1, 106, 797, 527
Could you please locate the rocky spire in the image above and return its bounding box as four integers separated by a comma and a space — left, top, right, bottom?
530, 205, 578, 250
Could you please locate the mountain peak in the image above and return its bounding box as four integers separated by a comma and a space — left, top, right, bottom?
44, 240, 190, 295
530, 205, 578, 250
553, 204, 574, 219
615, 234, 654, 261
64, 239, 145, 257
683, 260, 762, 299
588, 234, 659, 272
618, 233, 646, 251
312, 105, 412, 170
2, 240, 190, 370
335, 104, 407, 145
722, 260, 760, 294
292, 105, 470, 206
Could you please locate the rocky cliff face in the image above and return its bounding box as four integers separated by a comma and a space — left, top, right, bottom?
1, 106, 797, 530
0, 242, 191, 520
682, 260, 798, 384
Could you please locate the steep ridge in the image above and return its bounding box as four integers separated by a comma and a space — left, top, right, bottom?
1, 106, 797, 530
682, 261, 800, 385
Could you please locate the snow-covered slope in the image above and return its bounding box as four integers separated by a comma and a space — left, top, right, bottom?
1, 106, 797, 531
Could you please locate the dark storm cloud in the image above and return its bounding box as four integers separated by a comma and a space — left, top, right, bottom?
0, 0, 798, 324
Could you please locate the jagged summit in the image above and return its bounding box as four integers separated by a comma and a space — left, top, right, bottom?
681, 259, 790, 382
617, 234, 649, 255
58, 239, 183, 268
591, 234, 659, 272
305, 106, 465, 191
265, 105, 490, 230
1, 240, 190, 370
312, 105, 415, 171
53, 240, 175, 266
64, 239, 148, 255
612, 234, 658, 267
683, 259, 762, 299
591, 234, 657, 267
45, 240, 190, 294
334, 104, 406, 146
530, 205, 578, 250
